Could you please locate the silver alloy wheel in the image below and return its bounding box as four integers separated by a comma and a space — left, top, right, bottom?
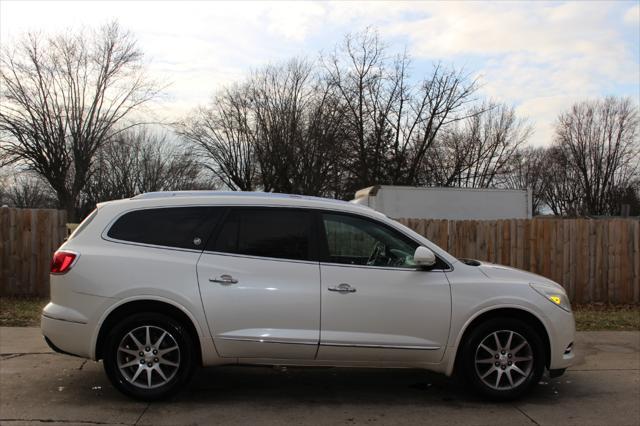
117, 325, 181, 389
474, 330, 533, 391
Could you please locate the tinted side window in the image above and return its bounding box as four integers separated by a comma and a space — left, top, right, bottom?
107, 207, 223, 250
211, 208, 313, 261
322, 213, 419, 268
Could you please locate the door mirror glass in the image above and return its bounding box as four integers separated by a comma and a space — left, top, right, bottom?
414, 246, 436, 267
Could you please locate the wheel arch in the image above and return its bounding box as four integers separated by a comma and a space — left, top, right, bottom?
452, 307, 551, 375
94, 298, 203, 366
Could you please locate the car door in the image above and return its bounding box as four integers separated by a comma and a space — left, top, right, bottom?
316, 212, 451, 364
197, 207, 320, 359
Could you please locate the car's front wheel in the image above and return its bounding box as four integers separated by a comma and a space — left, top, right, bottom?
461, 317, 546, 400
103, 312, 195, 401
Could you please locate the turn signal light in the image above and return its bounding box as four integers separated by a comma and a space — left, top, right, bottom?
549, 295, 562, 305
50, 251, 78, 274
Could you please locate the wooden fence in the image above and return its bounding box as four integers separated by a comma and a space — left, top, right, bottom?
0, 208, 67, 297
399, 218, 640, 304
0, 208, 638, 303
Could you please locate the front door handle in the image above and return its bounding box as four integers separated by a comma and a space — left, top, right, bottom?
210, 274, 238, 285
328, 283, 356, 293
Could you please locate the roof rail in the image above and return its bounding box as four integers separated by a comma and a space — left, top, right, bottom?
132, 191, 291, 200
131, 191, 354, 205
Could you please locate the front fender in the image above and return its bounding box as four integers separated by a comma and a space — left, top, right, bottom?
445, 297, 553, 376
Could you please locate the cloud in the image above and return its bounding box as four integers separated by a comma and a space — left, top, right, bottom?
374, 1, 639, 145
624, 4, 640, 25
0, 1, 321, 120
516, 95, 578, 149
263, 2, 326, 41
1, 1, 637, 147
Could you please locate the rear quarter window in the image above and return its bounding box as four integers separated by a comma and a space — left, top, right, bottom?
107, 207, 223, 250
68, 208, 98, 240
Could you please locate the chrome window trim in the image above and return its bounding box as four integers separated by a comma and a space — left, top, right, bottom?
101, 237, 205, 254
318, 261, 452, 273
201, 250, 320, 266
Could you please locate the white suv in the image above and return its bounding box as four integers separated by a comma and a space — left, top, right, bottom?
42, 191, 575, 400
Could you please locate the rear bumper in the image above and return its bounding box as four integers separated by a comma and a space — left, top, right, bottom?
44, 335, 82, 358
41, 314, 92, 359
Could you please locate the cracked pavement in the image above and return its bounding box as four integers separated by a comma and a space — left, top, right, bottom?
0, 327, 638, 426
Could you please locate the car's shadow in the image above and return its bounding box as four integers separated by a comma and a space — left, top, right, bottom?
162, 365, 564, 406
71, 357, 566, 406
180, 366, 466, 405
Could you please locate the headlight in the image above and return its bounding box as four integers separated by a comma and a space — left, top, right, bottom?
530, 283, 572, 312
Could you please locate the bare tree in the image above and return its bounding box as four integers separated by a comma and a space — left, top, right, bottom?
426, 102, 532, 188
503, 146, 549, 215
552, 97, 639, 215
323, 29, 479, 192
248, 59, 347, 195
0, 22, 160, 220
301, 81, 349, 197
249, 59, 315, 193
179, 59, 347, 196
83, 128, 207, 213
322, 29, 390, 189
180, 30, 501, 199
177, 83, 257, 191
1, 173, 57, 208
538, 146, 584, 216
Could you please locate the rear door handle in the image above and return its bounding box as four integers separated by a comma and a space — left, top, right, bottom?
209, 274, 238, 285
328, 283, 356, 293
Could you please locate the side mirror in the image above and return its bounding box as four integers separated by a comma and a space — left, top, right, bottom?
414, 246, 436, 267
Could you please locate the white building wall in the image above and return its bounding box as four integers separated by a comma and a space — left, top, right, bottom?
353, 186, 532, 220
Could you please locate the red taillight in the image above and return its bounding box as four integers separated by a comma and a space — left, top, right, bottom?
50, 251, 78, 274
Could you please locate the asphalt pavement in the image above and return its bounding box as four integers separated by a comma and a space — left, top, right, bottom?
0, 327, 638, 426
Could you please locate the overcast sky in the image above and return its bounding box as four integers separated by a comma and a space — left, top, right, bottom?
1, 0, 638, 146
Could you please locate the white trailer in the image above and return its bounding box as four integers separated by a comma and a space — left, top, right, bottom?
352, 186, 532, 220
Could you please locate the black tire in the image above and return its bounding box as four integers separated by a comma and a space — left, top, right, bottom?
103, 312, 196, 401
461, 317, 546, 401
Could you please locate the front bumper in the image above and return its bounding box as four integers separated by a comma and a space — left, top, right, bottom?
549, 368, 567, 378
547, 309, 576, 371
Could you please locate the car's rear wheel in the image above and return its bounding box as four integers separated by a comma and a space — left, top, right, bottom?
461, 317, 545, 400
103, 312, 195, 401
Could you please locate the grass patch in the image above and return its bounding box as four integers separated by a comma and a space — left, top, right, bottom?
0, 297, 48, 327
0, 297, 638, 331
573, 304, 640, 331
